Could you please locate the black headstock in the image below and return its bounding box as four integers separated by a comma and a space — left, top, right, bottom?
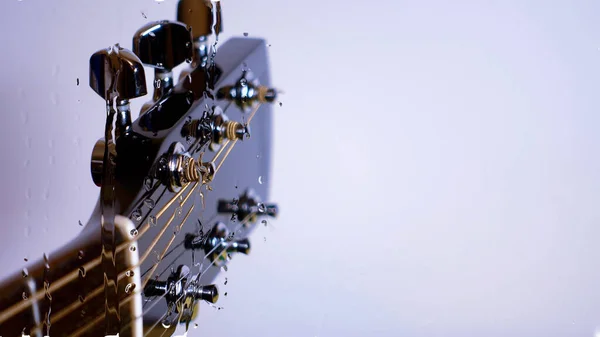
0, 1, 279, 336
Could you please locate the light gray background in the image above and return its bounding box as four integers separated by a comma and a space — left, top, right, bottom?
1, 0, 600, 336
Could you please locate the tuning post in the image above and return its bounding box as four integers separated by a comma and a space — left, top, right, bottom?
182, 105, 250, 151
133, 20, 194, 112
184, 222, 251, 266
216, 71, 277, 111
144, 264, 219, 327
218, 189, 278, 225
160, 142, 215, 192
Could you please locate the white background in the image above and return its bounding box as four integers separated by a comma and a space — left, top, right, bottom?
1, 0, 600, 336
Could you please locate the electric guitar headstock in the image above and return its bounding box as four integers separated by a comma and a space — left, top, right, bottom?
0, 1, 279, 336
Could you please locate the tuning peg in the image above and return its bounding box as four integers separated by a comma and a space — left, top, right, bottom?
89, 44, 147, 138
182, 105, 249, 152
184, 222, 251, 266
216, 70, 277, 111
133, 20, 194, 111
177, 0, 222, 69
217, 189, 278, 224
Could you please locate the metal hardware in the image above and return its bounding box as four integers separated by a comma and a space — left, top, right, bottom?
216, 71, 277, 111
218, 189, 278, 225
184, 222, 251, 266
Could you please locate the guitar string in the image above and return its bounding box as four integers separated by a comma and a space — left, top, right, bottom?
16, 102, 263, 334
29, 189, 198, 335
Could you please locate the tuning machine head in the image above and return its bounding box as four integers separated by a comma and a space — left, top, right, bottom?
216, 71, 277, 111
184, 222, 251, 266
133, 20, 194, 107
218, 189, 278, 225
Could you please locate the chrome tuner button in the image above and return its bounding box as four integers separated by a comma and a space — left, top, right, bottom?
89, 45, 147, 138
182, 105, 250, 152
216, 71, 277, 111
218, 189, 278, 225
90, 139, 116, 187
177, 0, 221, 69
184, 222, 251, 266
133, 20, 194, 111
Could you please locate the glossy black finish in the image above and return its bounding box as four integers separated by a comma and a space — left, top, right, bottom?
177, 0, 216, 38
89, 46, 147, 101
132, 21, 194, 71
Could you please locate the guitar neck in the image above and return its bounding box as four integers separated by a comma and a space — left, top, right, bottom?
0, 213, 142, 337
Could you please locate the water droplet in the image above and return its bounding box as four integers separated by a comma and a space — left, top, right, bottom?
141, 11, 147, 18
125, 283, 136, 294
194, 323, 198, 329
262, 219, 267, 227
78, 220, 83, 226
264, 237, 267, 242
258, 176, 263, 184
243, 32, 249, 37
279, 102, 283, 107
77, 250, 84, 259
221, 265, 228, 272
258, 203, 266, 212
129, 245, 137, 252
126, 270, 134, 277
130, 229, 138, 237
144, 198, 155, 209
267, 43, 272, 47
24, 257, 28, 262
149, 215, 157, 227
154, 78, 161, 88
161, 320, 171, 329
22, 292, 28, 300
76, 78, 79, 86
78, 295, 84, 303
224, 278, 228, 285
132, 209, 142, 221
256, 153, 260, 159
176, 206, 183, 216
79, 267, 86, 278
22, 268, 28, 278
224, 292, 228, 296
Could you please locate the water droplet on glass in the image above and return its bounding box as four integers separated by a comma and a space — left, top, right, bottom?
79, 267, 86, 278
161, 320, 171, 329
154, 78, 161, 88
149, 215, 157, 227
258, 203, 266, 212
267, 43, 272, 47
194, 323, 198, 329
144, 177, 153, 191
258, 176, 263, 184
141, 11, 147, 18
264, 237, 267, 242
125, 283, 136, 294
22, 292, 28, 300
22, 268, 28, 278
132, 209, 142, 221
144, 198, 155, 209
279, 102, 283, 107
221, 265, 228, 272
243, 32, 249, 37
130, 229, 138, 237
224, 278, 228, 285
129, 245, 137, 252
76, 78, 79, 86
78, 295, 84, 303
262, 219, 267, 227
126, 270, 134, 277
24, 257, 28, 262
77, 250, 84, 260
78, 220, 83, 226
224, 292, 228, 297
